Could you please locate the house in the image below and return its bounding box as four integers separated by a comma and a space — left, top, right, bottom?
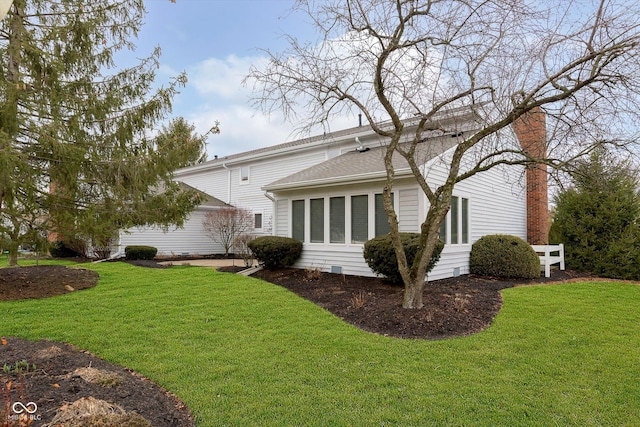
117, 106, 548, 280
117, 183, 231, 257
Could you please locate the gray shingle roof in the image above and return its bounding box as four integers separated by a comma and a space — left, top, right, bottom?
179, 104, 480, 175
263, 135, 459, 191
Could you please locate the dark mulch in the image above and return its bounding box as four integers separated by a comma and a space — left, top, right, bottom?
0, 337, 194, 427
0, 261, 594, 426
0, 265, 99, 300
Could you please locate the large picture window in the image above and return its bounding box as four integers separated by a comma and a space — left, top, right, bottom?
351, 195, 368, 243
310, 198, 324, 243
330, 197, 345, 243
292, 200, 305, 242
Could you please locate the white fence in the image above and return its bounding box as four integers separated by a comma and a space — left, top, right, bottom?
531, 244, 565, 278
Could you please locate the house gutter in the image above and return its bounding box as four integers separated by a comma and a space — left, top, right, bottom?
263, 192, 275, 202
262, 168, 414, 192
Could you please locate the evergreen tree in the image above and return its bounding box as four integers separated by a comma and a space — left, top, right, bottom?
550, 149, 640, 279
0, 0, 205, 265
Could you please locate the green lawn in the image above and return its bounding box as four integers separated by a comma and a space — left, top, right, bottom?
1, 261, 639, 426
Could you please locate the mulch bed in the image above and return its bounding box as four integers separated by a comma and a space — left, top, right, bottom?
0, 337, 194, 427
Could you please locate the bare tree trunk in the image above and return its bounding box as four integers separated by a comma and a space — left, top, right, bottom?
403, 277, 424, 309
7, 242, 19, 267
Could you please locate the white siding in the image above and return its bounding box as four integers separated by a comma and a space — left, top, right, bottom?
275, 199, 288, 237
121, 123, 527, 276
424, 162, 527, 280
121, 145, 331, 253
272, 157, 526, 280
118, 209, 225, 256
398, 188, 419, 232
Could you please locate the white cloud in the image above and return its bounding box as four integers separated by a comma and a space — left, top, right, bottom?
189, 54, 265, 101
188, 105, 294, 159
181, 52, 363, 160
180, 54, 295, 158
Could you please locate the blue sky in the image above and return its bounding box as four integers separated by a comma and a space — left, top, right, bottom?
127, 0, 319, 158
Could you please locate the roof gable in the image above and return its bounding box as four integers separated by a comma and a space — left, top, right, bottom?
176, 182, 229, 207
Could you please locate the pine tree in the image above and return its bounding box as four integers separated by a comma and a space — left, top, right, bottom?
0, 0, 205, 265
550, 149, 640, 279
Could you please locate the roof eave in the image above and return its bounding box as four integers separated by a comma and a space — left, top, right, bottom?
263, 168, 413, 192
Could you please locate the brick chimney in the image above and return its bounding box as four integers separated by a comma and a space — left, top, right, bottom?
513, 107, 549, 245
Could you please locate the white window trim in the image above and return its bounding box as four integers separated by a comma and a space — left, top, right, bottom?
288, 190, 400, 247
440, 196, 471, 246
253, 209, 264, 231
239, 165, 250, 185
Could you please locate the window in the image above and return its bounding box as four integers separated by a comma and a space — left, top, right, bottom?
310, 198, 324, 243
240, 166, 250, 182
254, 213, 263, 229
374, 193, 393, 236
440, 196, 470, 244
292, 200, 305, 241
439, 217, 447, 242
330, 197, 345, 243
451, 196, 459, 244
351, 195, 368, 243
462, 198, 469, 244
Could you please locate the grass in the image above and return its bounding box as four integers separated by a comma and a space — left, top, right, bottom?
1, 260, 640, 426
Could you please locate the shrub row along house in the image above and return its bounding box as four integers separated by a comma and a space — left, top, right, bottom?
118, 106, 549, 280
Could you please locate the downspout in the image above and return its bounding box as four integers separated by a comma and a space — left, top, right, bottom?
222, 162, 231, 204
264, 192, 276, 236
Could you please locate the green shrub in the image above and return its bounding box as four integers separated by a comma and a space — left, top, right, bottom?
124, 245, 158, 260
363, 233, 444, 284
247, 236, 302, 270
470, 234, 540, 279
49, 241, 82, 258
550, 150, 640, 279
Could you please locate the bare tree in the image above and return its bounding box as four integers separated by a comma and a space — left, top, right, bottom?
202, 207, 253, 257
246, 0, 640, 308
234, 234, 257, 267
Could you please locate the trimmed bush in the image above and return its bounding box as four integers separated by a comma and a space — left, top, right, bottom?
247, 236, 302, 270
470, 234, 540, 279
49, 241, 82, 258
363, 233, 444, 284
124, 245, 158, 260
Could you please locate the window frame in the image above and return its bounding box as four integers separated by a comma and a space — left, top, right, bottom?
240, 165, 250, 183
439, 196, 470, 245
310, 198, 325, 243
350, 194, 369, 244
329, 196, 346, 244
291, 200, 305, 242
374, 193, 394, 237
253, 212, 263, 230
288, 191, 402, 246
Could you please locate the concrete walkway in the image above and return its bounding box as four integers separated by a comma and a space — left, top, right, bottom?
158, 259, 255, 268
